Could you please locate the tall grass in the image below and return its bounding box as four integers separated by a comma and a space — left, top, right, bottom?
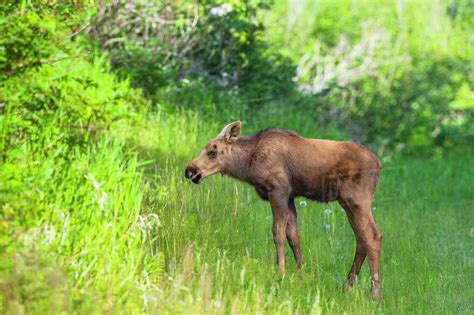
0, 133, 165, 313
129, 109, 473, 313
2, 94, 473, 313
1, 103, 472, 313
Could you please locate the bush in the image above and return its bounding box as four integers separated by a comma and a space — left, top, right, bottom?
1, 3, 162, 312
0, 1, 93, 79
0, 134, 163, 313
279, 0, 473, 154
88, 0, 296, 101
0, 53, 146, 159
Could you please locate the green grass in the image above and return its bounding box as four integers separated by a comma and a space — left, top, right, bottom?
1, 107, 473, 313
139, 117, 472, 314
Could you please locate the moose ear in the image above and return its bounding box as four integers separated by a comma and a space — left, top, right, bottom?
219, 121, 241, 143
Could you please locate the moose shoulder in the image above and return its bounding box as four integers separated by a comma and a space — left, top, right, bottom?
185, 121, 383, 300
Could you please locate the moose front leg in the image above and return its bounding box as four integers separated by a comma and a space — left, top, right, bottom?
268, 191, 290, 274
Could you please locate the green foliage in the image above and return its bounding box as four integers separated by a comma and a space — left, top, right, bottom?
1, 3, 162, 312
264, 0, 473, 154
89, 0, 295, 100
0, 0, 93, 79
1, 136, 163, 313
311, 51, 473, 154
0, 53, 146, 159
86, 0, 474, 153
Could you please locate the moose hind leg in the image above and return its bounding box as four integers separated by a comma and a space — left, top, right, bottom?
287, 199, 302, 269
341, 199, 382, 300
341, 203, 367, 289
365, 216, 382, 300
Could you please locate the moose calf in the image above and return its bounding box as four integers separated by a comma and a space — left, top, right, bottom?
185, 121, 383, 300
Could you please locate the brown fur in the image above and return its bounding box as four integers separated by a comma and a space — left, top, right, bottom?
185, 122, 383, 300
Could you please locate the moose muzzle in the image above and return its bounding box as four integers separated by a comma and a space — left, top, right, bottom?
185, 165, 202, 184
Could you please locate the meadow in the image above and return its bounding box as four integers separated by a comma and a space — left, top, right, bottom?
138, 113, 473, 314
2, 103, 472, 313
1, 1, 473, 314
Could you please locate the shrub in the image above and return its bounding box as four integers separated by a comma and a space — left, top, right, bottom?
283, 0, 474, 154
1, 3, 162, 312
0, 1, 93, 79
88, 0, 296, 101
0, 53, 146, 159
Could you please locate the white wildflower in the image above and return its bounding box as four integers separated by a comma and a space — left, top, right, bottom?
136, 213, 161, 234
43, 224, 56, 245
210, 4, 232, 16
84, 173, 100, 191
98, 191, 108, 211
84, 173, 108, 211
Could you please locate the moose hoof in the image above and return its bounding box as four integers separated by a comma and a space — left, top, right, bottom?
371, 284, 382, 301
343, 275, 357, 291
296, 265, 307, 277
370, 274, 382, 301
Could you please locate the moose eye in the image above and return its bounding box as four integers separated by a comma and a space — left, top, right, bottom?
207, 150, 217, 159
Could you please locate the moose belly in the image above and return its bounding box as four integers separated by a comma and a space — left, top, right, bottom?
293, 175, 340, 203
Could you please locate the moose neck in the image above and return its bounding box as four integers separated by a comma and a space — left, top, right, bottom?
224, 136, 256, 183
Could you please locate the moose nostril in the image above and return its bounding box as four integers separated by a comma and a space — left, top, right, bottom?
185, 165, 196, 179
